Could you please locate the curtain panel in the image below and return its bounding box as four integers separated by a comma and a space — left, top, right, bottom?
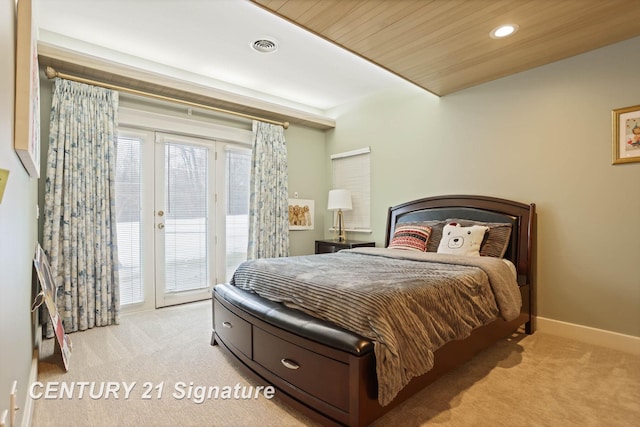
42, 78, 120, 336
247, 121, 289, 259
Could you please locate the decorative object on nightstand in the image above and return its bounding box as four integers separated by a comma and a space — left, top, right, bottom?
327, 189, 352, 242
315, 239, 375, 254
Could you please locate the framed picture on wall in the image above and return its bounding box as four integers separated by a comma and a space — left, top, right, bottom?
612, 104, 640, 165
14, 0, 41, 178
288, 199, 314, 230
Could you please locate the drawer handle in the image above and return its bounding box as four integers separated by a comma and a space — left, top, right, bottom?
222, 321, 232, 328
280, 358, 300, 370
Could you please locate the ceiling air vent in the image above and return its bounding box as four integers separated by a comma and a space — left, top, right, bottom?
251, 38, 279, 53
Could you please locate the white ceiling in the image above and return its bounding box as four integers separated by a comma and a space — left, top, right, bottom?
34, 0, 411, 113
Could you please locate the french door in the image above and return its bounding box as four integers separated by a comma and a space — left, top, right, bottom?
154, 132, 214, 307
115, 127, 250, 310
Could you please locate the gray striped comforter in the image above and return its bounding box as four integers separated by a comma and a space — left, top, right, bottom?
230, 247, 522, 406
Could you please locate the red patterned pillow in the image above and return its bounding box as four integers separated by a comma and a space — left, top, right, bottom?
388, 224, 432, 252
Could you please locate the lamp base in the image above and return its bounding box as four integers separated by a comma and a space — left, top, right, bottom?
336, 209, 346, 241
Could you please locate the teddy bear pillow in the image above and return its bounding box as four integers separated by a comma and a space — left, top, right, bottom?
437, 222, 489, 257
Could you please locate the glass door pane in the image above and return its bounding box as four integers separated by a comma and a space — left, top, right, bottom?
155, 133, 214, 307
115, 135, 143, 305
224, 148, 251, 282
115, 128, 155, 311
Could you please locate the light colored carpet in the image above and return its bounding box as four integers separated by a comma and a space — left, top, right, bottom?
32, 300, 640, 426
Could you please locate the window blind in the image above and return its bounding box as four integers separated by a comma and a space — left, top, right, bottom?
162, 141, 209, 293
331, 147, 371, 231
224, 147, 251, 282
115, 135, 144, 305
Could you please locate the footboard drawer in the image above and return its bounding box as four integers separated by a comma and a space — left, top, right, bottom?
253, 326, 350, 411
214, 299, 252, 358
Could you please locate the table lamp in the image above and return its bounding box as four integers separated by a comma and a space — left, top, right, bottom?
327, 189, 352, 241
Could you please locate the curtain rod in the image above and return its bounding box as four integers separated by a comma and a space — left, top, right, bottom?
44, 66, 290, 129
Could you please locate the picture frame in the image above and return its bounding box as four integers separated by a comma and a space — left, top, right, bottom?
14, 0, 41, 178
612, 104, 640, 165
288, 199, 314, 230
32, 244, 72, 371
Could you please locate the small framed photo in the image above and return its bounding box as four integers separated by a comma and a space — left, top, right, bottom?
612, 104, 640, 165
288, 199, 314, 230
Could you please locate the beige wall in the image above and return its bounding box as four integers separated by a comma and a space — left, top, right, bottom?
0, 0, 39, 424
325, 37, 640, 337
285, 124, 329, 255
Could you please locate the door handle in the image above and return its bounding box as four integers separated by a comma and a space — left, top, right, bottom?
157, 223, 165, 229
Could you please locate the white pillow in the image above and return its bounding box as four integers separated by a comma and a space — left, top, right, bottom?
437, 223, 489, 256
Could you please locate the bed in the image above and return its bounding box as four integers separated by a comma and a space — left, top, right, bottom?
211, 194, 536, 426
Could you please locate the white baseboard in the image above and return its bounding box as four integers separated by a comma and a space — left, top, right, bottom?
537, 317, 640, 356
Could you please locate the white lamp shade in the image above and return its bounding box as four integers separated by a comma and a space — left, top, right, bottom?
327, 189, 352, 211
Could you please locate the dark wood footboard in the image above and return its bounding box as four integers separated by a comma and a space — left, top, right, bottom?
212, 285, 376, 426
212, 284, 531, 427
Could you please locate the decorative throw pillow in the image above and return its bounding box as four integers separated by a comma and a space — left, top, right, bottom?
437, 223, 488, 256
397, 220, 446, 252
388, 224, 432, 252
446, 218, 513, 257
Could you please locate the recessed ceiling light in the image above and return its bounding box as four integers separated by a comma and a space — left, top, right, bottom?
251, 38, 279, 53
490, 24, 519, 39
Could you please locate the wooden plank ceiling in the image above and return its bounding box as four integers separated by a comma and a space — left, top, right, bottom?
252, 0, 640, 96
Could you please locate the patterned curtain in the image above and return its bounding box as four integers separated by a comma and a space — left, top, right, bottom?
247, 121, 289, 259
42, 78, 120, 336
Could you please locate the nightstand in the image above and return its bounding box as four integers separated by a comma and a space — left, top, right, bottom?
315, 239, 375, 254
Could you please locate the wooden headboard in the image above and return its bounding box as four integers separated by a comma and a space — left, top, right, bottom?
385, 195, 536, 287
